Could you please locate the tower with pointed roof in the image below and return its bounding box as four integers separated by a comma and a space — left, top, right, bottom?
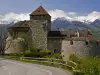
30, 6, 51, 31
29, 6, 51, 50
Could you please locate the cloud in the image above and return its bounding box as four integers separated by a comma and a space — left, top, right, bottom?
85, 11, 100, 22
48, 9, 87, 22
0, 10, 100, 24
0, 12, 30, 24
48, 9, 100, 22
48, 9, 67, 21
48, 9, 77, 21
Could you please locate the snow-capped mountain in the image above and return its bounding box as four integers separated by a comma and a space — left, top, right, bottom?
51, 17, 100, 37
49, 10, 100, 24
51, 17, 98, 30
90, 19, 100, 28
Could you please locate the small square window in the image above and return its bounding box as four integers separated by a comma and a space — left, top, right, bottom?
70, 40, 73, 45
85, 41, 88, 45
97, 41, 99, 45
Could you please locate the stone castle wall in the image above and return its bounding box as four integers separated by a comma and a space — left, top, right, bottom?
61, 40, 100, 60
29, 20, 48, 50
47, 38, 62, 53
5, 37, 25, 53
5, 30, 29, 53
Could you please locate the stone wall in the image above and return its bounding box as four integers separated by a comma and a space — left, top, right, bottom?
5, 37, 25, 53
17, 31, 28, 38
5, 30, 28, 53
29, 20, 48, 50
61, 40, 100, 60
47, 38, 62, 53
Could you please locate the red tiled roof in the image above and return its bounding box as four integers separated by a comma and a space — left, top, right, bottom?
30, 6, 50, 16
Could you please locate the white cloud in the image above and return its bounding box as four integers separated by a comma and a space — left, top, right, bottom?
85, 11, 100, 22
48, 9, 67, 21
0, 10, 100, 24
48, 9, 100, 23
48, 9, 79, 21
0, 12, 30, 24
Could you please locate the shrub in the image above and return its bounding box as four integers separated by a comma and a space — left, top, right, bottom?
66, 65, 73, 71
73, 70, 84, 75
39, 50, 51, 57
5, 53, 24, 57
67, 61, 77, 68
24, 49, 52, 58
78, 57, 100, 75
69, 54, 81, 64
70, 57, 100, 75
50, 53, 62, 59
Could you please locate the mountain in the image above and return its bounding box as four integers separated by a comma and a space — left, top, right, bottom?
0, 21, 16, 39
0, 17, 100, 37
52, 17, 90, 30
51, 17, 100, 37
90, 19, 100, 28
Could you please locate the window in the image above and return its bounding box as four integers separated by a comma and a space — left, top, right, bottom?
97, 40, 99, 45
70, 40, 73, 45
54, 49, 57, 53
43, 15, 46, 19
85, 41, 88, 45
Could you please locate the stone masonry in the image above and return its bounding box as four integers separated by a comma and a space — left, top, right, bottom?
29, 20, 48, 50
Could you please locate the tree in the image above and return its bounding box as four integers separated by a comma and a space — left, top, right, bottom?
0, 24, 8, 55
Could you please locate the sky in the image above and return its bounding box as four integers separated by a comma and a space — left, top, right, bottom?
0, 0, 100, 14
0, 0, 100, 23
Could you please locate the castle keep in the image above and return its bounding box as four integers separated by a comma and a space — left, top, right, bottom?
5, 6, 100, 59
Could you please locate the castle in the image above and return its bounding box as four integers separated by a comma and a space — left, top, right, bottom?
5, 6, 100, 60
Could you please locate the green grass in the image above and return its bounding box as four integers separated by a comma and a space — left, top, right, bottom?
68, 54, 100, 75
